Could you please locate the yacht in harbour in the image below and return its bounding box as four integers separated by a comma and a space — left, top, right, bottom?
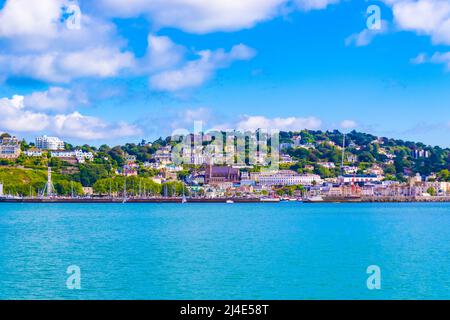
260, 198, 281, 203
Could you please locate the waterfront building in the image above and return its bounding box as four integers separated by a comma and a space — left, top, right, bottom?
251, 170, 322, 186
338, 174, 382, 184
35, 135, 64, 150
325, 184, 361, 197
361, 184, 376, 196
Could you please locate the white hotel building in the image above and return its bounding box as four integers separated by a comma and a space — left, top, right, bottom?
51, 150, 94, 163
251, 170, 322, 186
35, 136, 65, 150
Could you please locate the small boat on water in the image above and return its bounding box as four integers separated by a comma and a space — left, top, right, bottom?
226, 200, 234, 204
306, 195, 324, 202
260, 198, 281, 203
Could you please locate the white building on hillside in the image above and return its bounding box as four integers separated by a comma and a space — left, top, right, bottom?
36, 136, 64, 150
338, 174, 382, 184
51, 150, 94, 163
318, 162, 336, 169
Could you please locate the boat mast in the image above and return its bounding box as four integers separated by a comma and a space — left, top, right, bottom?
139, 179, 142, 197
124, 177, 127, 199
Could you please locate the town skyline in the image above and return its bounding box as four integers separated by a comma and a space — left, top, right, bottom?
2, 127, 450, 203
1, 0, 450, 147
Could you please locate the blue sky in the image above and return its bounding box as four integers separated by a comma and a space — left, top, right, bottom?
1, 0, 450, 146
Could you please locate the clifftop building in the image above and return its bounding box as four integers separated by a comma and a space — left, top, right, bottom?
0, 135, 21, 159
36, 135, 64, 151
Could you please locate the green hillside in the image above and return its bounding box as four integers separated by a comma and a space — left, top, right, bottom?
0, 167, 83, 196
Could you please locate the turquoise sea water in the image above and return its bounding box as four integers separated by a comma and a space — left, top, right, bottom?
0, 202, 450, 300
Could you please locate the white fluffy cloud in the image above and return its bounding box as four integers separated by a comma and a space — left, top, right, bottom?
23, 87, 89, 112
0, 95, 50, 132
97, 0, 340, 33
0, 0, 63, 38
24, 87, 74, 112
52, 112, 141, 140
142, 34, 185, 72
0, 94, 141, 140
0, 0, 341, 88
0, 1, 257, 90
235, 115, 322, 131
0, 48, 134, 83
385, 0, 450, 45
346, 1, 450, 49
150, 44, 256, 92
97, 0, 286, 33
0, 0, 135, 82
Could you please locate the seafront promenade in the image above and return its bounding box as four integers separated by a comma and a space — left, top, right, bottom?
0, 197, 262, 203
3, 196, 450, 203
